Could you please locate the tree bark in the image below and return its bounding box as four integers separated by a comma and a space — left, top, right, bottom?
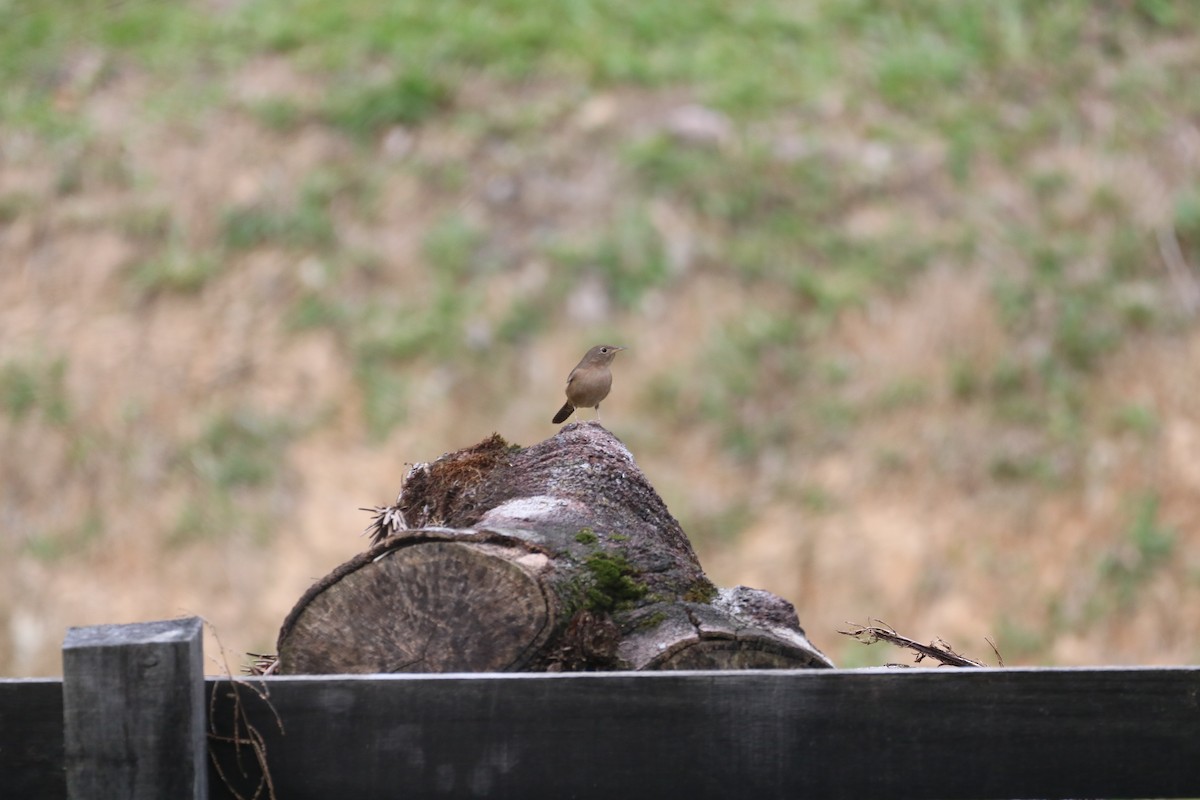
276, 423, 832, 673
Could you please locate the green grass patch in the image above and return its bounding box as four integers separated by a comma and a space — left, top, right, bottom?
994, 616, 1051, 663
167, 496, 272, 548
115, 205, 174, 243
324, 69, 452, 138
872, 378, 929, 413
23, 511, 105, 562
1098, 493, 1175, 610
356, 364, 409, 438
544, 202, 669, 310
229, 0, 840, 112
222, 168, 372, 252
168, 409, 295, 545
352, 289, 474, 365
287, 292, 348, 331
276, 247, 486, 436
671, 309, 811, 459
1110, 404, 1159, 437
0, 192, 37, 224
249, 97, 307, 132
0, 357, 71, 425
422, 213, 487, 278
8, 0, 1194, 482
185, 410, 293, 491
494, 296, 550, 344
0, 0, 245, 133
128, 246, 223, 295
220, 192, 335, 251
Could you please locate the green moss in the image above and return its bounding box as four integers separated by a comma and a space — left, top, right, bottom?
575, 528, 598, 545
583, 551, 647, 613
682, 580, 718, 604
635, 609, 669, 630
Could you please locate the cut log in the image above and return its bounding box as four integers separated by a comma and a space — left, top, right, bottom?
277, 423, 832, 673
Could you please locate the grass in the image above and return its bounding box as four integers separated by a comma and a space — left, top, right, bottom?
24, 511, 104, 562
167, 409, 295, 546
353, 289, 473, 364
544, 202, 670, 310
994, 616, 1051, 664
2, 1, 1190, 470
0, 1, 241, 134
128, 245, 222, 295
6, 1, 1158, 135
248, 97, 306, 133
219, 178, 338, 251
230, 0, 840, 112
8, 0, 1189, 456
1098, 494, 1176, 611
4, 2, 1194, 122
655, 306, 816, 459
2, 0, 1199, 672
220, 202, 332, 251
422, 213, 487, 278
356, 365, 410, 439
186, 410, 292, 491
0, 357, 71, 425
324, 69, 452, 138
1110, 404, 1159, 438
349, 285, 477, 435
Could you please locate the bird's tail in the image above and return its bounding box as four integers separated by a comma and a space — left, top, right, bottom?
552, 402, 575, 424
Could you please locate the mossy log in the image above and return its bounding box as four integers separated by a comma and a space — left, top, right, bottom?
276, 423, 832, 673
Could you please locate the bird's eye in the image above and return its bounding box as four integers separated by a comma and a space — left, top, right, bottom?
601, 347, 609, 353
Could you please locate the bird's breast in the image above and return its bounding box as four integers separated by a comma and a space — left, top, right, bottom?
566, 368, 612, 408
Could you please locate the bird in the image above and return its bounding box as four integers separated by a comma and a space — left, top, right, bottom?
552, 344, 626, 424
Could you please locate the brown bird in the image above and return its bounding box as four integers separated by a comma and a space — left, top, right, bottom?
552, 344, 626, 424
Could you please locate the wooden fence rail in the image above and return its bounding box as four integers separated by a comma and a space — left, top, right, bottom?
0, 617, 1197, 799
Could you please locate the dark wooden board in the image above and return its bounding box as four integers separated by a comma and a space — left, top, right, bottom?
63, 617, 207, 799
208, 667, 1200, 800
0, 678, 66, 799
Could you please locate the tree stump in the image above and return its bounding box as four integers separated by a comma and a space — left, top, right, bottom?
276, 423, 832, 673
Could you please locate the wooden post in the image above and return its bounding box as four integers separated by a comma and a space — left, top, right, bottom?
62, 617, 207, 800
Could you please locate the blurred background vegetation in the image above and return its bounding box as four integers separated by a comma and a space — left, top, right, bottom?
2, 0, 1199, 674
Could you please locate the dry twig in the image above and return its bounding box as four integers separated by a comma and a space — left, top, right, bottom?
839, 619, 996, 667
360, 478, 410, 547
244, 653, 279, 676
203, 619, 282, 800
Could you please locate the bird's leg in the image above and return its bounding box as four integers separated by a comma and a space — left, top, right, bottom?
595, 405, 602, 422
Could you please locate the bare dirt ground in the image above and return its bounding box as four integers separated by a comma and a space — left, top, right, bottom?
2, 51, 1199, 675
